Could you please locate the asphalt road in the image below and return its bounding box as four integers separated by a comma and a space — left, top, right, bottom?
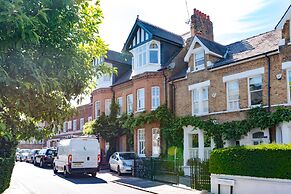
4, 162, 148, 194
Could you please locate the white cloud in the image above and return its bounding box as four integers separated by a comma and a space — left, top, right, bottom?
99, 0, 275, 50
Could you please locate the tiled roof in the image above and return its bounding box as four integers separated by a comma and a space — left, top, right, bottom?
106, 50, 132, 65
212, 30, 280, 68
138, 19, 184, 46
112, 69, 132, 86
197, 35, 227, 57
170, 30, 281, 81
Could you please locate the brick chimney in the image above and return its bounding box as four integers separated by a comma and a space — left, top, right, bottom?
190, 9, 213, 40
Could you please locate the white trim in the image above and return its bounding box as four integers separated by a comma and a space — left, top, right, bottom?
282, 61, 291, 70
137, 128, 146, 157
275, 7, 291, 30
188, 80, 210, 91
184, 36, 223, 62
223, 67, 264, 82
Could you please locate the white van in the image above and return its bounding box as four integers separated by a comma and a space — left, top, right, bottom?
53, 136, 101, 177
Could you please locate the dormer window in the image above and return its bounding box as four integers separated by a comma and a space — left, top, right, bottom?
149, 42, 159, 64
194, 50, 205, 71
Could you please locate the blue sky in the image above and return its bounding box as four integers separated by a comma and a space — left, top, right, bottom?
99, 0, 290, 51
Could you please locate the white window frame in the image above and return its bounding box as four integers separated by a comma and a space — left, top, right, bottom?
152, 128, 160, 157
105, 99, 112, 116
137, 88, 145, 112
151, 86, 160, 110
287, 69, 291, 103
95, 101, 101, 119
248, 75, 263, 107
149, 41, 160, 64
117, 97, 123, 116
193, 48, 205, 72
68, 120, 72, 130
127, 94, 133, 114
226, 80, 240, 111
189, 80, 210, 116
80, 118, 84, 131
73, 119, 77, 131
138, 128, 145, 157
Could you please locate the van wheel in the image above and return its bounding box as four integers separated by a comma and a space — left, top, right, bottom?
64, 167, 69, 178
53, 164, 58, 174
91, 172, 97, 177
117, 166, 122, 176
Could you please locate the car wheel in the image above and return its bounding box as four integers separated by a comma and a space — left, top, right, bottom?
53, 164, 58, 174
33, 159, 37, 166
64, 167, 69, 178
91, 172, 97, 177
40, 160, 44, 168
117, 166, 122, 176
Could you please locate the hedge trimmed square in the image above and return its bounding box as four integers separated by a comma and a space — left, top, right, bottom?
209, 144, 291, 179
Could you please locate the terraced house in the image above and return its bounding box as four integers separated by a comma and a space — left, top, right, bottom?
91, 18, 184, 158
166, 7, 291, 171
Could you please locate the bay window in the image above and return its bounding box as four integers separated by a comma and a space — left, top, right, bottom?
249, 75, 263, 106
137, 88, 145, 111
227, 80, 240, 110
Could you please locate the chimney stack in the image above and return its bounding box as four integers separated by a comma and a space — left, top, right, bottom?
190, 8, 213, 40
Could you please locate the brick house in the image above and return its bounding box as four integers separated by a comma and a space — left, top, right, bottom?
91, 17, 184, 158
166, 7, 291, 171
46, 103, 92, 147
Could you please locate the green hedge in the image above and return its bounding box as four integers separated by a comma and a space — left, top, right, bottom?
209, 144, 291, 179
0, 155, 15, 193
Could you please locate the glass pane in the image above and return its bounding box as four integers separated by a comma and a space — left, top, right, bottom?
202, 100, 208, 113
249, 76, 262, 91
193, 102, 199, 113
202, 87, 208, 100
192, 134, 199, 148
149, 51, 158, 63
193, 89, 198, 101
251, 90, 262, 105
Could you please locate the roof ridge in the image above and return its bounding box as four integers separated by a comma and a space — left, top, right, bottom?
138, 19, 183, 39
196, 35, 226, 47
226, 29, 278, 46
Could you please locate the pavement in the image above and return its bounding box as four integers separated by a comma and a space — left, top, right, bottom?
4, 162, 209, 194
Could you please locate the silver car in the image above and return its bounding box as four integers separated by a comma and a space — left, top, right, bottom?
18, 149, 30, 162
109, 152, 136, 175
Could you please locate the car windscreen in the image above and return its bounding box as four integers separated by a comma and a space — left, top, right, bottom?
119, 153, 136, 160
46, 149, 56, 156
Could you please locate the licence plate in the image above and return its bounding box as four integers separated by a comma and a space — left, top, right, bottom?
73, 162, 82, 166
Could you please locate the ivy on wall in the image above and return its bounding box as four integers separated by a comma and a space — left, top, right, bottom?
121, 105, 291, 149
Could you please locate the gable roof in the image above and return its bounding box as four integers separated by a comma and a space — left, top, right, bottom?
184, 35, 227, 62
123, 18, 184, 51
275, 4, 291, 30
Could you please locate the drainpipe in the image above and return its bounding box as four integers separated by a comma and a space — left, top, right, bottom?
265, 54, 272, 142
162, 71, 168, 107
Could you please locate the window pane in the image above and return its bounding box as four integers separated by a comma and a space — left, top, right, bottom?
251, 90, 263, 105
149, 51, 158, 63
249, 76, 262, 91
202, 87, 208, 100
227, 81, 239, 110
288, 70, 291, 100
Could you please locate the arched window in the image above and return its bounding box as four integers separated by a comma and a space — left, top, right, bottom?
149, 42, 159, 64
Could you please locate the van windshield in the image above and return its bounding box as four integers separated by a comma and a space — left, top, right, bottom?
119, 153, 136, 160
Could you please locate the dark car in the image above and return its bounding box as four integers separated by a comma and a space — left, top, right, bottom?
34, 148, 56, 168
28, 149, 40, 163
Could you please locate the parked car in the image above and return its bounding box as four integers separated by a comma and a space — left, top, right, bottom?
53, 137, 101, 178
27, 149, 40, 163
17, 149, 31, 162
109, 152, 136, 175
34, 148, 56, 168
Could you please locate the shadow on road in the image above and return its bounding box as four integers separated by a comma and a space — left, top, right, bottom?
55, 173, 107, 184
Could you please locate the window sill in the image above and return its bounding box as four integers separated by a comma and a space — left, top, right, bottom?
136, 109, 145, 113
191, 68, 205, 73
193, 112, 209, 117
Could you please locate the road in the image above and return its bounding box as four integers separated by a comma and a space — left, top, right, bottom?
4, 162, 148, 194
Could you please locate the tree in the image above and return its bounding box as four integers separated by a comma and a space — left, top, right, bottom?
0, 0, 113, 191
84, 97, 132, 160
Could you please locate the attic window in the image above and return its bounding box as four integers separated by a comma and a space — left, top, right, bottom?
194, 50, 205, 71
149, 42, 159, 64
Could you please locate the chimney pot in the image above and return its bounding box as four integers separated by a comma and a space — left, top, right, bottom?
190, 8, 213, 40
